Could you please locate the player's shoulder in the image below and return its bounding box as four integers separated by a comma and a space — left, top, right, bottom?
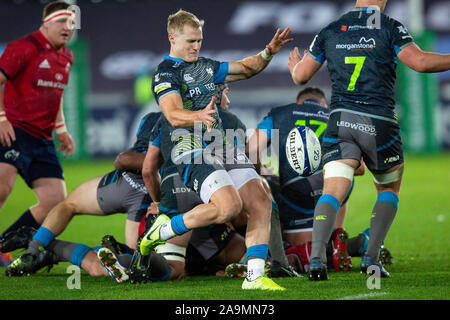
7, 33, 39, 54
143, 111, 162, 123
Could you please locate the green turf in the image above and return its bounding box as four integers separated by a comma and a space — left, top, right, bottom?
0, 154, 449, 300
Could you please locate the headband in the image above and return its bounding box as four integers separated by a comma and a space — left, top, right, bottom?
43, 9, 74, 23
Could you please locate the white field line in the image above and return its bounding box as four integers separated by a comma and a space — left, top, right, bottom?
337, 292, 388, 300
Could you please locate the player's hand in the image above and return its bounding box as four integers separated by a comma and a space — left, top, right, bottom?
146, 202, 159, 216
0, 119, 16, 147
265, 27, 294, 55
288, 47, 305, 75
56, 131, 74, 157
196, 96, 217, 132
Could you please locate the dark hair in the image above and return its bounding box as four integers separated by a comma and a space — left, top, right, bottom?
296, 87, 326, 103
42, 1, 71, 21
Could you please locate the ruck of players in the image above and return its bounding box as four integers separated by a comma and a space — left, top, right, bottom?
1, 0, 449, 292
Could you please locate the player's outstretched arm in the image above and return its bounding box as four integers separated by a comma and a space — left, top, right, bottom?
397, 43, 450, 73
288, 47, 322, 85
226, 27, 293, 83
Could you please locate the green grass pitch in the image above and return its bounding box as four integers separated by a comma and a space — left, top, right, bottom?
0, 153, 449, 300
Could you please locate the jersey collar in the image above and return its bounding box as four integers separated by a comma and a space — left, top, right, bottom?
352, 6, 380, 12
164, 55, 186, 63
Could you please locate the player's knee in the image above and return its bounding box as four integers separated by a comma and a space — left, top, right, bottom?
0, 183, 13, 204
215, 194, 242, 224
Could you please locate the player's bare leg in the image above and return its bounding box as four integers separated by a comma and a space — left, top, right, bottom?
0, 163, 17, 208
30, 177, 67, 224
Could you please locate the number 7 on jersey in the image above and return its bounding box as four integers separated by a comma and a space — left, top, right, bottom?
345, 56, 366, 91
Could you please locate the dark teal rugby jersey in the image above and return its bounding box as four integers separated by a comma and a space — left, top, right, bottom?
308, 7, 414, 118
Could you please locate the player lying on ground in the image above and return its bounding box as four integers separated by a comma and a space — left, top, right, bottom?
3, 112, 162, 275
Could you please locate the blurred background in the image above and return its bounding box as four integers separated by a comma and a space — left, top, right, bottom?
0, 0, 449, 160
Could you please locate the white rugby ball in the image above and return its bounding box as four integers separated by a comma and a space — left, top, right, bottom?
285, 126, 321, 176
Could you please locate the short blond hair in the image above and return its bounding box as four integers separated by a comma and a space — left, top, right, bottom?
167, 9, 204, 35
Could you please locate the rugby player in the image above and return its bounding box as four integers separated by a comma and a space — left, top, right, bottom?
0, 1, 75, 263
139, 9, 293, 290
288, 0, 450, 280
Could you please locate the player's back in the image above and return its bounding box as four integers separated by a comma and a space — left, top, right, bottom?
309, 7, 413, 119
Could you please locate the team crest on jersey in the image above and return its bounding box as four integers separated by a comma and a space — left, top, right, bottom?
55, 73, 63, 81
206, 67, 213, 76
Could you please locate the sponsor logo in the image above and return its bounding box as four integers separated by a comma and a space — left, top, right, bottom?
337, 120, 377, 136
121, 172, 147, 194
37, 79, 66, 89
315, 215, 326, 221
39, 59, 51, 69
154, 82, 172, 94
4, 149, 19, 161
336, 37, 376, 51
323, 149, 339, 160
384, 155, 400, 164
188, 82, 215, 98
193, 179, 199, 192
172, 187, 193, 194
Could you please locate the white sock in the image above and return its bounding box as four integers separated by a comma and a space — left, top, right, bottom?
246, 258, 265, 281
159, 222, 176, 240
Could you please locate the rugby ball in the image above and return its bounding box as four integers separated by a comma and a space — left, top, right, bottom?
285, 126, 321, 176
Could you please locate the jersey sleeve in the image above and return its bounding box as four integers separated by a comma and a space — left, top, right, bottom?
256, 115, 274, 140
152, 68, 182, 104
0, 40, 34, 79
214, 62, 229, 84
391, 19, 414, 55
307, 30, 326, 64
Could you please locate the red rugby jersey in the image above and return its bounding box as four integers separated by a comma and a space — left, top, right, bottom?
0, 30, 73, 140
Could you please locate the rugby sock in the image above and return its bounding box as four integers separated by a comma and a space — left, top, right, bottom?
346, 233, 366, 257
149, 251, 172, 282
47, 239, 78, 263
1, 209, 40, 238
365, 192, 398, 260
160, 214, 190, 240
269, 201, 290, 266
25, 226, 55, 256
311, 194, 339, 263
246, 244, 269, 281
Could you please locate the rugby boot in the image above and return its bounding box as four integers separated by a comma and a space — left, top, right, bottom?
307, 257, 329, 281
379, 245, 393, 266
269, 260, 302, 278
242, 276, 285, 291
101, 235, 126, 255
331, 228, 352, 272
139, 214, 170, 256
360, 255, 390, 278
5, 250, 57, 276
225, 262, 271, 278
97, 247, 129, 283
0, 226, 37, 253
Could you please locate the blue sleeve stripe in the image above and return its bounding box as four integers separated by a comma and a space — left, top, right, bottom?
308, 51, 325, 64
256, 116, 273, 140
323, 137, 339, 144
377, 191, 399, 209
214, 62, 229, 84
317, 194, 340, 212
136, 118, 146, 137
152, 132, 162, 148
